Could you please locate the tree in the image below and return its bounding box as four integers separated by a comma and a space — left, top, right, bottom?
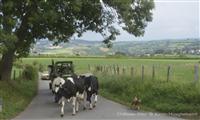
0, 0, 154, 81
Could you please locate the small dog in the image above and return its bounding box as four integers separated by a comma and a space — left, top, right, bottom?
131, 96, 141, 110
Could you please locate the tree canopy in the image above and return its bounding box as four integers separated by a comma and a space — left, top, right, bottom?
0, 0, 154, 80
0, 0, 154, 57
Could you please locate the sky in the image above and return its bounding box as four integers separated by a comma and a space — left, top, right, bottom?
77, 0, 200, 41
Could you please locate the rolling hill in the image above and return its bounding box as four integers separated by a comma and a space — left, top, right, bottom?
32, 38, 200, 56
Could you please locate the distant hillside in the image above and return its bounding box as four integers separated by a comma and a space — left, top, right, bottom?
32, 38, 200, 56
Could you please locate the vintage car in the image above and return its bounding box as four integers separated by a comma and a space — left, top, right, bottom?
41, 72, 49, 80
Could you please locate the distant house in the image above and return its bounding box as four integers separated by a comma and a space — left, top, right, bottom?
48, 45, 62, 49
145, 54, 151, 57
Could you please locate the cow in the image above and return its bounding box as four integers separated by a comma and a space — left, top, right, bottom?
54, 74, 99, 117
55, 75, 86, 117
70, 74, 86, 113
57, 77, 77, 116
79, 74, 99, 110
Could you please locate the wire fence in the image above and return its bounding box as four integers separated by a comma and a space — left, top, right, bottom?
88, 64, 199, 83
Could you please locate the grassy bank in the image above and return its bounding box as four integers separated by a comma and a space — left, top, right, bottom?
0, 65, 38, 119
98, 73, 200, 118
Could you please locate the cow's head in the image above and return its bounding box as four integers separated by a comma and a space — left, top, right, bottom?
53, 77, 65, 94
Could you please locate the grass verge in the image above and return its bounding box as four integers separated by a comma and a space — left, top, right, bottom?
0, 65, 38, 119
98, 73, 200, 119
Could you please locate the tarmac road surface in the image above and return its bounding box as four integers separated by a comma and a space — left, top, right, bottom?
14, 79, 182, 120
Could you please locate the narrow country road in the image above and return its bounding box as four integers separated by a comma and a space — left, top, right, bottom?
14, 79, 182, 120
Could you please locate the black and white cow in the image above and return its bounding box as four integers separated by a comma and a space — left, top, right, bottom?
80, 74, 99, 110
54, 74, 99, 117
60, 78, 76, 116
55, 75, 85, 117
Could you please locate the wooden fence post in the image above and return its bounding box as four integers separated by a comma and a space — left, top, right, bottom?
113, 65, 116, 74
97, 65, 99, 72
122, 67, 125, 74
152, 65, 155, 80
167, 65, 171, 82
117, 65, 120, 75
13, 70, 16, 80
194, 64, 199, 83
131, 67, 134, 76
142, 65, 144, 80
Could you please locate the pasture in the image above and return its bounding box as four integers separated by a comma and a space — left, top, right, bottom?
21, 57, 199, 83
19, 57, 200, 116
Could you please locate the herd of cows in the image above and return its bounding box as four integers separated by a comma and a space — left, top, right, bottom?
50, 73, 99, 117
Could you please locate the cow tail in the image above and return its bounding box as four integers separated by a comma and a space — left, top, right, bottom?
96, 77, 99, 95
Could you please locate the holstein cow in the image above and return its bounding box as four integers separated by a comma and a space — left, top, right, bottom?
53, 74, 99, 117
80, 74, 99, 110
55, 75, 85, 117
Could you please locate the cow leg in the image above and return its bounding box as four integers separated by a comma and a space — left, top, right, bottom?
76, 100, 79, 112
58, 97, 62, 105
67, 97, 72, 103
83, 91, 87, 110
87, 92, 93, 110
93, 94, 98, 108
89, 95, 93, 110
79, 93, 84, 100
89, 102, 93, 110
60, 97, 65, 117
72, 96, 76, 115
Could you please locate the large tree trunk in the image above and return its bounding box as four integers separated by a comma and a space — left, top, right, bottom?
0, 49, 15, 81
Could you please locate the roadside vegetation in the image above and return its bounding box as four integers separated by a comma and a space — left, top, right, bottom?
98, 74, 200, 113
0, 61, 39, 119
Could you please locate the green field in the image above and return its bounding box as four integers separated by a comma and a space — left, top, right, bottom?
20, 57, 200, 118
22, 57, 200, 83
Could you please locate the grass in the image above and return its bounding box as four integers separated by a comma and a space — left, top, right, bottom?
0, 65, 38, 119
21, 57, 199, 74
98, 74, 200, 112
